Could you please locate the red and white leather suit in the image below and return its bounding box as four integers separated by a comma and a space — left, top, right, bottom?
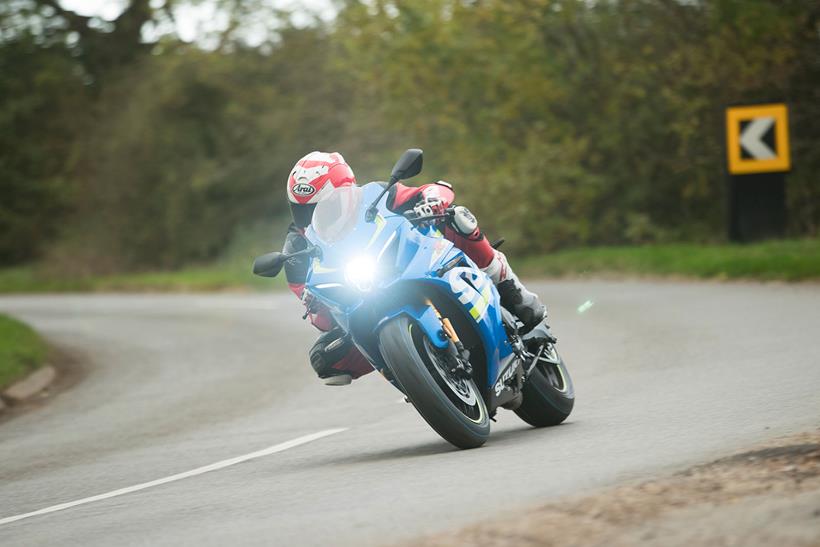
282, 151, 544, 383
283, 180, 498, 380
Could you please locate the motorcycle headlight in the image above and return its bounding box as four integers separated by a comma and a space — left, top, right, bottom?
345, 256, 376, 292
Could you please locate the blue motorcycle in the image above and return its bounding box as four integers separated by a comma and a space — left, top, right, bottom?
254, 149, 574, 448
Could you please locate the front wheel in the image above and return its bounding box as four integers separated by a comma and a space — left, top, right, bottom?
379, 316, 490, 449
515, 344, 575, 427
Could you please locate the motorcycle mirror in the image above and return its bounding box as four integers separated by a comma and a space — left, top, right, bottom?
389, 148, 423, 184
366, 148, 424, 223
252, 252, 288, 277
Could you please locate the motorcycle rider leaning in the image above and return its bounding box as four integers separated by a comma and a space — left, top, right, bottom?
282, 151, 547, 385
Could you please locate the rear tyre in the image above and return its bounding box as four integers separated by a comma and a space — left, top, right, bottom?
515, 344, 575, 427
379, 316, 490, 449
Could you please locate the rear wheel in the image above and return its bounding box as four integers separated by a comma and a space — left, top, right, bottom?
379, 316, 490, 449
515, 344, 575, 427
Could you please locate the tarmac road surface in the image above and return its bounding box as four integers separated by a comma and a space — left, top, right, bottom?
1, 280, 819, 545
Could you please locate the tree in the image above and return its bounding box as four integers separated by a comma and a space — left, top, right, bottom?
0, 28, 88, 263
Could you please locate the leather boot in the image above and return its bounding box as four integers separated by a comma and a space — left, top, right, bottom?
482, 251, 546, 333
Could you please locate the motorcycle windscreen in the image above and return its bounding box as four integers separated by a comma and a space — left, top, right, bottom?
312, 186, 364, 244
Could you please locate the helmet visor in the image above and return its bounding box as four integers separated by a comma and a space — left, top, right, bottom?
312, 186, 364, 243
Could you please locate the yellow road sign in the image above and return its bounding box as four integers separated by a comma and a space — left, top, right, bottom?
726, 103, 790, 175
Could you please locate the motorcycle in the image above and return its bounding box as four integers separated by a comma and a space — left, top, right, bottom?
253, 149, 574, 448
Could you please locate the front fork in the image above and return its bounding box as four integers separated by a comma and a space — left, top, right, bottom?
428, 299, 528, 414
426, 299, 473, 380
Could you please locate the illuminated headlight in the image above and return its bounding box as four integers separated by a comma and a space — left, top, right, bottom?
345, 256, 376, 292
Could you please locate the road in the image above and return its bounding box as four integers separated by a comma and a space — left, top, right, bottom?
0, 281, 819, 545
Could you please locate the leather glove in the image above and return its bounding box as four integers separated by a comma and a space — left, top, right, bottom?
412, 196, 446, 226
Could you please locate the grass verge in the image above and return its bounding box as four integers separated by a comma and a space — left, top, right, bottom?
0, 259, 286, 294
0, 314, 48, 389
518, 238, 820, 281
0, 238, 818, 293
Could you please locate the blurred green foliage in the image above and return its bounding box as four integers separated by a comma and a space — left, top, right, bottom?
1, 0, 818, 273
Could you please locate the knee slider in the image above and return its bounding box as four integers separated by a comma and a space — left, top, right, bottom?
451, 206, 479, 237
309, 329, 351, 378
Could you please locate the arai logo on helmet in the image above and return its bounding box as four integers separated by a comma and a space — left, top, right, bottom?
292, 183, 316, 197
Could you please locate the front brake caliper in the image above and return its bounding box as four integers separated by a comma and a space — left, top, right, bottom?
446, 346, 473, 380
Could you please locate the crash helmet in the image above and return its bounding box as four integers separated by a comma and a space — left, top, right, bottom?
287, 151, 356, 228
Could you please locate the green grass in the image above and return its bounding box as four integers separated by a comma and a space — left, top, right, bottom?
0, 258, 286, 294
517, 238, 820, 281
0, 221, 291, 294
1, 238, 818, 294
0, 314, 48, 389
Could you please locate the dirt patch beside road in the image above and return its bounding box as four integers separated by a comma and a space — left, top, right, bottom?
412, 431, 820, 546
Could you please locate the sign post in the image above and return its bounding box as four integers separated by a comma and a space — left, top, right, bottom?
725, 103, 790, 242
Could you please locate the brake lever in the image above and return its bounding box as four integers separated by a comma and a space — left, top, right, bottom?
407, 211, 455, 225
301, 289, 319, 320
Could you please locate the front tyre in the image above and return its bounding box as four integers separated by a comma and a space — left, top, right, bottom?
379, 316, 490, 449
515, 344, 575, 427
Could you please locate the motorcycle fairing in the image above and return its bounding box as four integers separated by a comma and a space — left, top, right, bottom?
303, 182, 517, 399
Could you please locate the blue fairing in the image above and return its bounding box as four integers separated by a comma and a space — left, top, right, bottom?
303, 182, 513, 392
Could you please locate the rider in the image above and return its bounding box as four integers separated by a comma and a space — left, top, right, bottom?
283, 151, 547, 385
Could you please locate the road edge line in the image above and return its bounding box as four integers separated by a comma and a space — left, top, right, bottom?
0, 427, 347, 527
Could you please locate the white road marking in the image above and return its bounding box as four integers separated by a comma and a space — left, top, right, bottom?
0, 428, 347, 527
